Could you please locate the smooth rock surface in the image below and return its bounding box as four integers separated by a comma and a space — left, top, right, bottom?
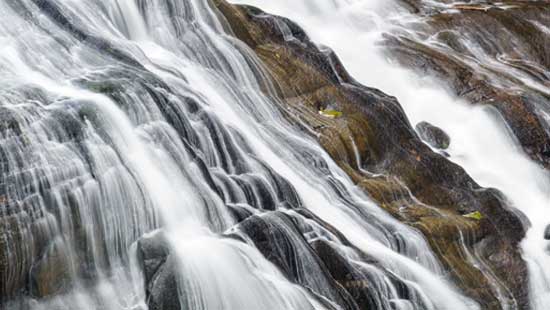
416, 121, 450, 149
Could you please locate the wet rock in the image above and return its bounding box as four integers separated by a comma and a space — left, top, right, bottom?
146, 255, 181, 310
311, 239, 405, 309
238, 211, 359, 310
545, 225, 550, 240
0, 200, 57, 303
416, 121, 450, 149
137, 231, 171, 288
214, 2, 529, 308
30, 239, 71, 297
387, 1, 550, 169
26, 0, 145, 69
227, 203, 254, 222
137, 231, 181, 310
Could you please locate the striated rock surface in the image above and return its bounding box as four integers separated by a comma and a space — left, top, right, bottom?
388, 0, 550, 168
212, 1, 530, 309
0, 0, 538, 309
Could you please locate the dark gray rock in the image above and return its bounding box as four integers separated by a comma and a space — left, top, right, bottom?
137, 231, 171, 285
545, 225, 550, 240
137, 231, 181, 310
146, 255, 181, 310
416, 121, 451, 149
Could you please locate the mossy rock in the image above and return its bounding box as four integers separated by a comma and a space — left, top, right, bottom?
214, 1, 530, 308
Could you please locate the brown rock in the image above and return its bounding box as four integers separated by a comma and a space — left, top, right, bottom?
212, 2, 529, 309
387, 0, 550, 168
30, 239, 71, 297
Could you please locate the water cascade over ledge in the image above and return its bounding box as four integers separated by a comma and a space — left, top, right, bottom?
230, 0, 550, 309
0, 0, 547, 309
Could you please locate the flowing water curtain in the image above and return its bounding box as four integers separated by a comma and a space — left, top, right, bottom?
1, 0, 481, 309
227, 0, 550, 309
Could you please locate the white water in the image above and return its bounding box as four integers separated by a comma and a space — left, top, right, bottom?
0, 0, 477, 308
0, 0, 546, 309
0, 0, 474, 309
230, 0, 550, 308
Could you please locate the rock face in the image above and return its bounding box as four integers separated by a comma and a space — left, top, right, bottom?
29, 239, 71, 297
235, 209, 437, 310
388, 0, 550, 168
137, 231, 181, 310
237, 211, 359, 309
415, 121, 450, 149
212, 1, 529, 309
0, 0, 536, 309
0, 199, 65, 302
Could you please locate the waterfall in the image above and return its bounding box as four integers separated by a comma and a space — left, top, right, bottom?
0, 0, 545, 309
229, 0, 550, 308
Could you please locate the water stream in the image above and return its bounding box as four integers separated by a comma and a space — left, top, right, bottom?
0, 0, 547, 309
230, 0, 550, 308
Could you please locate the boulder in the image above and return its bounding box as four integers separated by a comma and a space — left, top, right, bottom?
137, 231, 181, 310
146, 255, 181, 310
545, 225, 550, 240
137, 231, 171, 286
416, 121, 450, 149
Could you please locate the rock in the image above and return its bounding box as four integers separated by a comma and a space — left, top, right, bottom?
137, 231, 181, 310
238, 211, 358, 310
387, 1, 550, 169
214, 2, 529, 308
416, 121, 450, 149
311, 239, 405, 309
146, 255, 181, 310
137, 230, 171, 286
545, 225, 550, 240
30, 239, 71, 297
0, 199, 57, 303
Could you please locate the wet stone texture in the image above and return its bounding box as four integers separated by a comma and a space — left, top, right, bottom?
415, 121, 450, 150
137, 231, 181, 310
213, 1, 530, 309
388, 0, 550, 169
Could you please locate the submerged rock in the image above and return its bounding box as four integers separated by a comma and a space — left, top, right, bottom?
416, 121, 450, 149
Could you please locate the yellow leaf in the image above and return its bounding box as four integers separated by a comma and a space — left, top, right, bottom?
319, 109, 343, 118
463, 211, 483, 220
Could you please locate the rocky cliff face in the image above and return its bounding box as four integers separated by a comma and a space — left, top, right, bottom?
0, 0, 542, 309
211, 1, 530, 309
387, 0, 550, 168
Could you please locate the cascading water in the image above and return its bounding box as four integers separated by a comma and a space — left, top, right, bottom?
1, 0, 545, 309
0, 0, 480, 309
230, 0, 550, 309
